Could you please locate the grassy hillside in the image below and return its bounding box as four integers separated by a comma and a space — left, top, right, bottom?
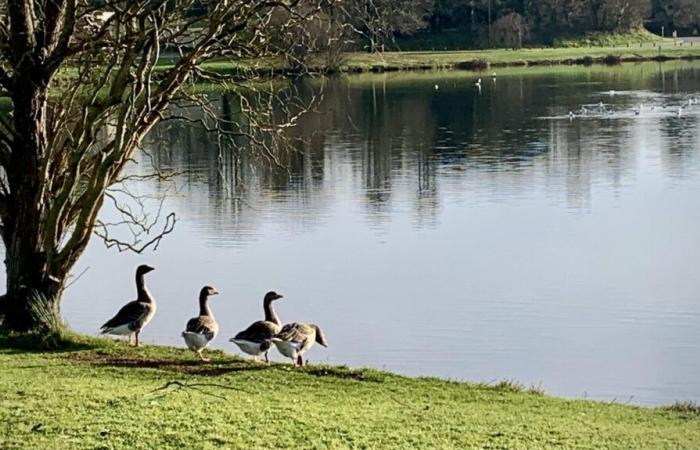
1, 333, 699, 449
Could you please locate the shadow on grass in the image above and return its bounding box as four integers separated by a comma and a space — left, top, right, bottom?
0, 330, 100, 354
300, 365, 386, 383
69, 351, 270, 376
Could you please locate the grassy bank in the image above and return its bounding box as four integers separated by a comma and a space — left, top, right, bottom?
393, 29, 666, 51
1, 334, 699, 449
189, 41, 700, 78
333, 44, 700, 73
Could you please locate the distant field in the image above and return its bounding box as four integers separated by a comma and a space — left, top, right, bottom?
186, 42, 700, 78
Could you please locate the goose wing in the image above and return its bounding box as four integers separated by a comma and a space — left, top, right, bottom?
185, 316, 218, 341
274, 322, 313, 343
101, 300, 149, 331
234, 320, 278, 343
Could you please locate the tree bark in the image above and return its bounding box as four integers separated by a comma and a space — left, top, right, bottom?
0, 67, 65, 332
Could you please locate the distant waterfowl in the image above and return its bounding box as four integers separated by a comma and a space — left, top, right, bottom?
100, 265, 156, 346
434, 84, 439, 91
229, 291, 284, 363
272, 322, 328, 367
475, 78, 482, 88
568, 111, 575, 120
678, 107, 683, 117
182, 286, 220, 362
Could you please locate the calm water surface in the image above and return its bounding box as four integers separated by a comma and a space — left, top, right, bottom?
21, 63, 700, 405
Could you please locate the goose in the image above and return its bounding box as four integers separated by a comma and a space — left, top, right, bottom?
100, 264, 156, 346
229, 291, 283, 363
475, 78, 482, 88
182, 286, 220, 362
272, 322, 328, 367
568, 111, 575, 120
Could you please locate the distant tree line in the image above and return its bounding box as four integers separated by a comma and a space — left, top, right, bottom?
332, 0, 700, 49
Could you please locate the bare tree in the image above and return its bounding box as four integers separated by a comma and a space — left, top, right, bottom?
0, 0, 328, 332
343, 0, 432, 52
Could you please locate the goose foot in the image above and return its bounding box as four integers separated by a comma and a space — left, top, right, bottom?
197, 351, 210, 362
295, 355, 303, 367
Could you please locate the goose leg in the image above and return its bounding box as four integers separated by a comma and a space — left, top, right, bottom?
135, 331, 141, 347
264, 351, 270, 364
197, 350, 210, 362
296, 355, 303, 367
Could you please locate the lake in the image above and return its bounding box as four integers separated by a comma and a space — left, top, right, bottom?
13, 62, 700, 406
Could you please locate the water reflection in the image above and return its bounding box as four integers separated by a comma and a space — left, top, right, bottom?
142, 63, 700, 245
52, 62, 700, 406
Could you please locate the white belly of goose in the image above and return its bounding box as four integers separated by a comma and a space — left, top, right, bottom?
273, 340, 303, 359
104, 323, 132, 336
230, 339, 266, 356
182, 332, 211, 351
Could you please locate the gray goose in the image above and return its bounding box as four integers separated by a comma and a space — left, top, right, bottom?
272, 322, 328, 367
229, 291, 283, 363
182, 286, 220, 362
100, 264, 156, 346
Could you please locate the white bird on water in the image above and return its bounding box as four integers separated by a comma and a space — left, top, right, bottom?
434, 84, 439, 91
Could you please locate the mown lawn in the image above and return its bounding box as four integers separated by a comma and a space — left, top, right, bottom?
0, 334, 698, 449
182, 42, 700, 77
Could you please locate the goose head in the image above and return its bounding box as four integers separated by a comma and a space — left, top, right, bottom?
136, 264, 155, 276
264, 291, 283, 302
201, 286, 219, 298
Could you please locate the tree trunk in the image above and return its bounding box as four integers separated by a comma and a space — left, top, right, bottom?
0, 72, 66, 332
2, 251, 64, 332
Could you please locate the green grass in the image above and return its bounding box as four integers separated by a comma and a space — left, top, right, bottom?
393, 29, 667, 51
1, 333, 699, 449
179, 41, 700, 77
553, 29, 667, 47
334, 44, 700, 72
